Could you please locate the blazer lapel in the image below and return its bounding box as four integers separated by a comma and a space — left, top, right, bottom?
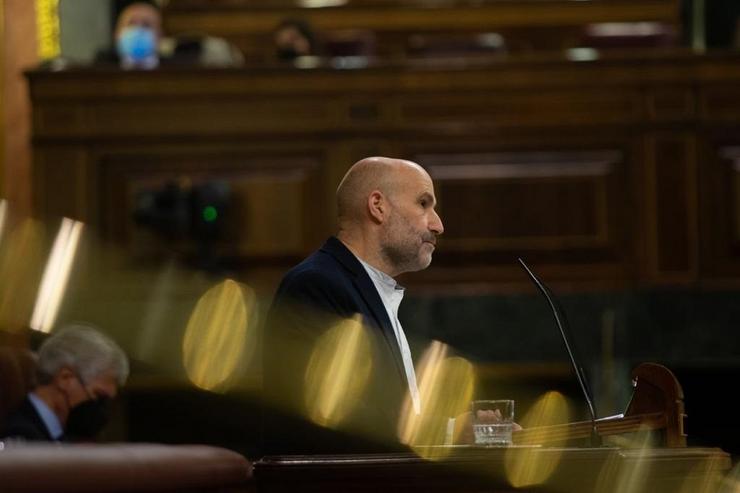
321, 237, 407, 382
351, 272, 406, 372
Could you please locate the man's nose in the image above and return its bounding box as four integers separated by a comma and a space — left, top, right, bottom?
430, 209, 444, 235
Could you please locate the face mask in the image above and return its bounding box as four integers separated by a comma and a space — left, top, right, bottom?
65, 395, 111, 440
117, 26, 157, 63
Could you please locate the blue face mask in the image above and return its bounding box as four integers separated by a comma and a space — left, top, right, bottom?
116, 26, 157, 62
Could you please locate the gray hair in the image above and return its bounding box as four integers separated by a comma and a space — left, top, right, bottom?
36, 324, 129, 386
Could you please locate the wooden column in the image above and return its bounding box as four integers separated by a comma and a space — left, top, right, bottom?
0, 1, 4, 198
1, 0, 38, 216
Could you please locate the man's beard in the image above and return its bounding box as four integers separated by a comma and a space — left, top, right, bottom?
380, 213, 434, 274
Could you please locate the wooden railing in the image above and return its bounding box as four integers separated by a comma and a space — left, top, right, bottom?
26, 51, 740, 290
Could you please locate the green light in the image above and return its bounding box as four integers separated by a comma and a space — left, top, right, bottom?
202, 206, 218, 222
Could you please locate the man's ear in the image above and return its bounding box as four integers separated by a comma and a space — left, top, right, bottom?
367, 190, 386, 223
54, 366, 77, 390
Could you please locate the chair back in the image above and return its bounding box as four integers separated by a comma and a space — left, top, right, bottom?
0, 346, 37, 430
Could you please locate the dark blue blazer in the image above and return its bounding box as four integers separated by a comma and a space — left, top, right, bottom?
1, 396, 56, 442
263, 236, 410, 454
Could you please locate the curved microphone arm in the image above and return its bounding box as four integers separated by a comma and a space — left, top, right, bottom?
517, 258, 601, 446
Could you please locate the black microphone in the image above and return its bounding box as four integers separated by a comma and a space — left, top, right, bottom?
517, 258, 601, 447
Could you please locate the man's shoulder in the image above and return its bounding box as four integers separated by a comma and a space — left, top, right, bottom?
280, 238, 357, 287
269, 239, 366, 318
277, 248, 351, 298
1, 398, 50, 441
2, 417, 47, 441
289, 249, 343, 277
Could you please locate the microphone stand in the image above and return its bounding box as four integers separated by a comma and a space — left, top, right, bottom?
518, 258, 602, 447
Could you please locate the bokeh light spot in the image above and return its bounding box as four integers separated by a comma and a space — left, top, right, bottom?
304, 314, 373, 428
505, 391, 571, 488
182, 279, 257, 391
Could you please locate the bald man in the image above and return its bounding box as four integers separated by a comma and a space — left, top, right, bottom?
263, 157, 443, 454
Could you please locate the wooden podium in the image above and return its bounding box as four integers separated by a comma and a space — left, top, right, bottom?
513, 363, 687, 448
255, 363, 731, 492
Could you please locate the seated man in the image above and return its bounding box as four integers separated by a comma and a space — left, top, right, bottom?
95, 1, 243, 69
1, 324, 129, 442
95, 1, 162, 69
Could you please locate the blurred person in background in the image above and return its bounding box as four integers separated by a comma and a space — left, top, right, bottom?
273, 18, 319, 62
95, 1, 243, 68
95, 1, 162, 69
1, 324, 129, 442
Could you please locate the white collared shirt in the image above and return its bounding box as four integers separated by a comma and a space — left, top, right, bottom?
357, 257, 421, 415
28, 392, 64, 440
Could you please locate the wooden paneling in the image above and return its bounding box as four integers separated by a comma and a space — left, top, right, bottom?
424, 152, 619, 251
700, 85, 740, 122
403, 148, 636, 285
26, 51, 740, 289
32, 146, 90, 222
699, 144, 740, 279
0, 0, 4, 198
100, 151, 326, 259
2, 0, 37, 215
400, 89, 643, 127
35, 99, 335, 137
647, 87, 695, 121
643, 133, 698, 282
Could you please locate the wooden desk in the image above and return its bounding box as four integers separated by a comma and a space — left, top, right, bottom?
254, 447, 731, 493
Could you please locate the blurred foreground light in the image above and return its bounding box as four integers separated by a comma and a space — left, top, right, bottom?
505, 391, 571, 488
137, 260, 178, 362
594, 424, 654, 492
398, 340, 447, 446
183, 279, 257, 392
0, 219, 45, 332
678, 452, 731, 493
719, 461, 740, 493
30, 218, 84, 333
398, 341, 475, 460
304, 314, 373, 428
